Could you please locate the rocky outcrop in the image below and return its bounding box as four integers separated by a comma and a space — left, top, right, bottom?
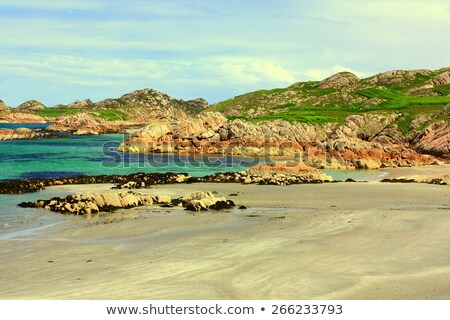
46, 113, 123, 134
0, 99, 6, 111
242, 162, 332, 184
381, 174, 450, 185
16, 100, 46, 112
119, 112, 439, 169
0, 112, 46, 123
118, 112, 228, 153
411, 121, 450, 158
367, 69, 432, 85
432, 72, 450, 86
8, 88, 208, 124
18, 190, 235, 214
210, 67, 450, 118
183, 98, 209, 114
55, 99, 94, 109
191, 162, 332, 186
19, 191, 154, 214
318, 72, 359, 89
0, 128, 41, 140
93, 88, 203, 122
178, 191, 235, 211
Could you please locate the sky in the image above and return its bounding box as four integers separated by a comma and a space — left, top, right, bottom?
1, 0, 449, 107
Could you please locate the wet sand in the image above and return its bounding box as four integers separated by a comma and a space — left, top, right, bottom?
0, 181, 450, 299
381, 163, 450, 179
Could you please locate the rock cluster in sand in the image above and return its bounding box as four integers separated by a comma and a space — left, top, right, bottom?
19, 191, 235, 214
381, 174, 450, 185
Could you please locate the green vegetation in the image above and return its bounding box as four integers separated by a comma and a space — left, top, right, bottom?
33, 107, 128, 121
434, 84, 450, 96
94, 110, 128, 121
251, 88, 286, 97
227, 87, 450, 129
34, 108, 79, 118
239, 113, 340, 125
212, 68, 450, 130
356, 88, 450, 109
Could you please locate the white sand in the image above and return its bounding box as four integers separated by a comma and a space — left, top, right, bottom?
1, 182, 450, 299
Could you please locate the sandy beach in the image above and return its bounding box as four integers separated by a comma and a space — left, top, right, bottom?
381, 163, 450, 179
1, 179, 450, 300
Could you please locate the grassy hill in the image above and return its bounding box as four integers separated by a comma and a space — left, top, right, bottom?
7, 88, 209, 122
209, 68, 450, 131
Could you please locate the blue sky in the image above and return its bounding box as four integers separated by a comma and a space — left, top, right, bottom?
1, 0, 449, 107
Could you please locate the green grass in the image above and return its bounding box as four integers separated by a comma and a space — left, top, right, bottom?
251, 88, 286, 97
229, 112, 340, 125
34, 108, 79, 118
227, 88, 450, 128
218, 73, 450, 131
94, 110, 128, 121
434, 84, 450, 96
33, 107, 128, 121
356, 88, 450, 110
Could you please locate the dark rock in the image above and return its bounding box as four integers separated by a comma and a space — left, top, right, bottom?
185, 203, 207, 211
0, 172, 191, 194
209, 200, 235, 210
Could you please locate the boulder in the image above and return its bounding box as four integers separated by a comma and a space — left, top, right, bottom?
318, 72, 360, 89
180, 191, 233, 211
101, 192, 123, 207
153, 195, 172, 204
120, 193, 141, 207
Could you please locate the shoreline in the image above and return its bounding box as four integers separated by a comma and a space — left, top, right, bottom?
1, 181, 450, 299
380, 163, 450, 179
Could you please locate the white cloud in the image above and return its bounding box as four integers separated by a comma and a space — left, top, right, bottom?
0, 54, 298, 93
1, 1, 449, 106
298, 64, 367, 81
307, 0, 450, 21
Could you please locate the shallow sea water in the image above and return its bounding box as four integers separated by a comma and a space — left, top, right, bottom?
0, 129, 385, 236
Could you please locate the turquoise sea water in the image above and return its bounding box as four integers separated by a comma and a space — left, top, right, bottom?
0, 133, 260, 235
0, 123, 50, 130
0, 134, 260, 181
0, 129, 384, 236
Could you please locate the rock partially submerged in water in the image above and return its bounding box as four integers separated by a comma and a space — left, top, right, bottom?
0, 128, 42, 140
0, 172, 192, 194
0, 164, 331, 195
193, 162, 333, 186
18, 190, 235, 214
